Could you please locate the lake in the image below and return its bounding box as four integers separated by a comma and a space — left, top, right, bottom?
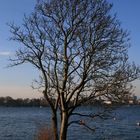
0, 105, 140, 140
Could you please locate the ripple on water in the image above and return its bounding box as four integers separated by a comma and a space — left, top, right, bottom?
0, 106, 140, 140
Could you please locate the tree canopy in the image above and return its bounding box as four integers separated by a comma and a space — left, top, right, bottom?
9, 0, 140, 140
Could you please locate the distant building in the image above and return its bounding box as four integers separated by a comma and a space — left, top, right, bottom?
137, 99, 140, 104
128, 100, 134, 104
103, 100, 112, 105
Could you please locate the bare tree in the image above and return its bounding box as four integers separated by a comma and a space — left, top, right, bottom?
9, 0, 140, 140
92, 57, 139, 102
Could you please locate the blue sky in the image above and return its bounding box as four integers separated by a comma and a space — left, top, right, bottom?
0, 0, 39, 98
109, 0, 140, 64
0, 0, 140, 98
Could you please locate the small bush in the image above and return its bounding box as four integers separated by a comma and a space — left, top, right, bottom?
35, 126, 53, 140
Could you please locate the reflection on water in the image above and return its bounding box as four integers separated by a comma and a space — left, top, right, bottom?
0, 106, 140, 140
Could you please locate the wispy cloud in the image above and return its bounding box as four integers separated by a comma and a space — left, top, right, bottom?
0, 51, 11, 56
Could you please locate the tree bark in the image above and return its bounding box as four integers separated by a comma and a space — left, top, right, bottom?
59, 112, 68, 140
52, 112, 59, 140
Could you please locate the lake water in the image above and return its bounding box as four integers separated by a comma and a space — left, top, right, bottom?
0, 105, 140, 140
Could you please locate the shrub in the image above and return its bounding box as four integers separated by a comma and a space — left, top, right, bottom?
35, 126, 53, 140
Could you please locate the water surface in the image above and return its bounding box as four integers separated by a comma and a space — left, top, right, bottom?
0, 106, 140, 140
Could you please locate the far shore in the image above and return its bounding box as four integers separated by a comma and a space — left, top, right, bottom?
0, 96, 139, 107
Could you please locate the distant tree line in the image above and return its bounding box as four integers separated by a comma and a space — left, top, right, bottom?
0, 95, 138, 107
0, 96, 49, 107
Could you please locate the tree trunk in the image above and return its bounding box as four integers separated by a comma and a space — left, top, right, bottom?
59, 112, 68, 140
52, 112, 59, 140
